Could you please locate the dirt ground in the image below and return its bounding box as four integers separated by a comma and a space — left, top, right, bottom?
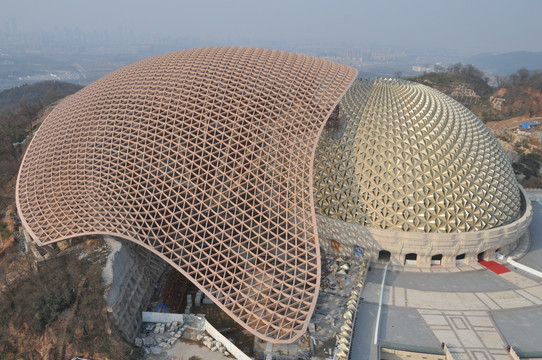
144, 339, 230, 360
486, 116, 542, 130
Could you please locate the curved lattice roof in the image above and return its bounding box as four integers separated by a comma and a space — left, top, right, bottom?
16, 46, 357, 343
314, 78, 521, 233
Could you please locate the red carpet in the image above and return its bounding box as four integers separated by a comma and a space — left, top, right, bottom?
478, 260, 511, 274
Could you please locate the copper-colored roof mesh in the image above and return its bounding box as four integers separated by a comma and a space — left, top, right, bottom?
16, 47, 357, 343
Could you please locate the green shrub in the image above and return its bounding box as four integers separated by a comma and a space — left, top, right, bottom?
32, 288, 75, 331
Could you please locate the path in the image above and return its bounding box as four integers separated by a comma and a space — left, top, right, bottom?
349, 199, 542, 360
361, 268, 542, 359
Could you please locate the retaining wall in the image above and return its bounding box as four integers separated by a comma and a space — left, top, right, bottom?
103, 236, 167, 341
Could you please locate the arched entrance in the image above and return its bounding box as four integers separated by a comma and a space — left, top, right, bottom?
378, 250, 391, 263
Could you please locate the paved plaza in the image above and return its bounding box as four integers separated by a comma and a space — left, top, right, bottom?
351, 201, 542, 360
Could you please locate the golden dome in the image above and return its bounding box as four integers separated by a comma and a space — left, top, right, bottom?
314, 78, 521, 233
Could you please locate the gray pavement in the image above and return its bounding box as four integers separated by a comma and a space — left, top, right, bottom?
379, 306, 441, 348
350, 302, 378, 360
519, 201, 542, 272
350, 303, 440, 360
491, 306, 542, 354
506, 263, 542, 284
365, 267, 518, 292
350, 199, 542, 360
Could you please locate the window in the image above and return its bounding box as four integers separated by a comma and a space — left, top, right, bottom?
404, 253, 417, 265
431, 254, 442, 266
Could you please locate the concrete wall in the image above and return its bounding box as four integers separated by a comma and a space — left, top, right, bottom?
443, 343, 456, 360
380, 348, 446, 360
316, 187, 532, 268
526, 188, 542, 201
103, 236, 167, 341
142, 312, 184, 324
508, 346, 521, 360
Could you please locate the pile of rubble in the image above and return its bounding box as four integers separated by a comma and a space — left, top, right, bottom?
134, 321, 185, 354
196, 333, 231, 357
309, 256, 364, 359
334, 258, 368, 360
328, 258, 351, 277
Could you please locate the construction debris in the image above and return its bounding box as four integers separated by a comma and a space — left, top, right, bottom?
308, 255, 369, 360
135, 321, 186, 356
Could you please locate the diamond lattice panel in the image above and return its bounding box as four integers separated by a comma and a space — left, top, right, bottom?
314, 78, 521, 233
16, 47, 357, 343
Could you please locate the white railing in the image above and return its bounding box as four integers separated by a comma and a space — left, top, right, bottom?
374, 261, 389, 345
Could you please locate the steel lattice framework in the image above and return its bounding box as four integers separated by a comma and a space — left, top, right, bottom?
314, 78, 521, 233
16, 47, 357, 343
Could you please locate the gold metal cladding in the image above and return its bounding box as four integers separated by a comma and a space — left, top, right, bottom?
314, 78, 521, 233
16, 47, 357, 343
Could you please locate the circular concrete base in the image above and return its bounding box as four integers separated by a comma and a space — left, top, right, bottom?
316, 187, 532, 269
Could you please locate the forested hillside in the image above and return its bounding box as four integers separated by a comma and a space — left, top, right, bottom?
0, 81, 134, 359
0, 81, 82, 210
409, 64, 542, 122
410, 65, 542, 187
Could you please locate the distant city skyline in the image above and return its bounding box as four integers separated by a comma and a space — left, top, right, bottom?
2, 0, 542, 56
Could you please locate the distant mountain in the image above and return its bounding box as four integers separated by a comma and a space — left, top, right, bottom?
467, 51, 542, 76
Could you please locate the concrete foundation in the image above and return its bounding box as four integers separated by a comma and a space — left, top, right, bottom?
316, 187, 532, 268
103, 236, 167, 341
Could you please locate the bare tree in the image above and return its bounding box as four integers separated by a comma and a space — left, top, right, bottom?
517, 68, 530, 82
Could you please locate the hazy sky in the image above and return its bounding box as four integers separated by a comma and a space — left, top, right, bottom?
3, 0, 542, 55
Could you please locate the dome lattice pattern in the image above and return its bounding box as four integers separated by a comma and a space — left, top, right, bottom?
314, 78, 521, 233
16, 47, 357, 343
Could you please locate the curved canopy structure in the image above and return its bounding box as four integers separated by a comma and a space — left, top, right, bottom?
16, 46, 357, 343
314, 78, 521, 233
